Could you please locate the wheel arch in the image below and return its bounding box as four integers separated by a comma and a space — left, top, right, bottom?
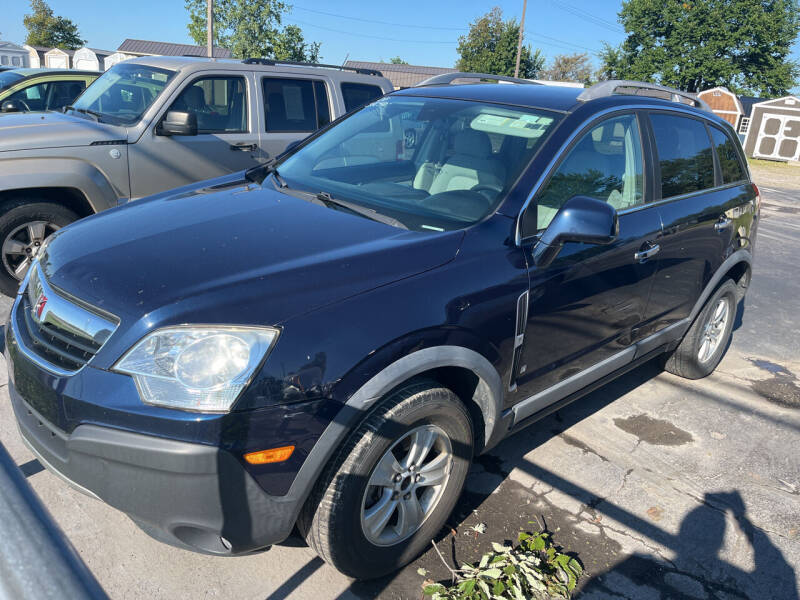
0, 187, 95, 219
283, 346, 505, 526
689, 250, 752, 323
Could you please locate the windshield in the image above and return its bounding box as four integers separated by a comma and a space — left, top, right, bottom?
276, 95, 559, 231
0, 71, 24, 91
69, 63, 175, 125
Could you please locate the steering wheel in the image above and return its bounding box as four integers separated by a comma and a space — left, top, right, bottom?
470, 183, 504, 202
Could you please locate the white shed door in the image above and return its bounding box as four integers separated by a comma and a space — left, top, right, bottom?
47, 54, 69, 69
754, 113, 800, 161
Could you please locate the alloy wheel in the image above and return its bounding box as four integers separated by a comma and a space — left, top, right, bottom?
1, 221, 60, 281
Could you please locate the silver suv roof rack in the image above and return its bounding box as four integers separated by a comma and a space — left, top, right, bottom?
577, 80, 712, 112
416, 72, 540, 87
242, 58, 383, 76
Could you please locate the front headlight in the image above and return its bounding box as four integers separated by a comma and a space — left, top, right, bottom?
114, 326, 279, 412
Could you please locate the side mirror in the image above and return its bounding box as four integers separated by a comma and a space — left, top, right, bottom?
1, 100, 24, 113
158, 111, 197, 136
533, 196, 618, 268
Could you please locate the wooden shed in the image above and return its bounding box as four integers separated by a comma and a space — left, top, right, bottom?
103, 52, 131, 70
743, 96, 800, 162
44, 47, 71, 69
73, 47, 111, 71
697, 87, 743, 128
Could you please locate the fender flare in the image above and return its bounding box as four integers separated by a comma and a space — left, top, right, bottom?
688, 250, 752, 323
0, 158, 120, 213
280, 345, 504, 518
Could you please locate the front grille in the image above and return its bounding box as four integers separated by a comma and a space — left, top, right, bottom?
12, 264, 118, 374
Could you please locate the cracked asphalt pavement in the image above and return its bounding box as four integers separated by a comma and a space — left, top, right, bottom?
0, 165, 797, 599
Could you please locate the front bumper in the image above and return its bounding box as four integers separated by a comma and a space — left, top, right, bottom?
4, 314, 302, 555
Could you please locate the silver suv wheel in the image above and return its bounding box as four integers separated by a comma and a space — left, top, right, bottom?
2, 220, 61, 281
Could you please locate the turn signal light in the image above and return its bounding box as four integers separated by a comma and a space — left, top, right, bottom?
244, 445, 295, 465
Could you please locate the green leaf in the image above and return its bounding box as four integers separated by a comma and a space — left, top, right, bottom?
458, 579, 477, 594
530, 535, 546, 551
491, 542, 509, 553
492, 580, 505, 595
423, 584, 446, 596
481, 568, 503, 579
479, 553, 490, 569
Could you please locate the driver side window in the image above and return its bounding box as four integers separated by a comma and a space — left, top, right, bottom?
526, 114, 644, 233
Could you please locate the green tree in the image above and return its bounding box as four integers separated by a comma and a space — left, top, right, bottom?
456, 7, 545, 78
185, 0, 321, 61
541, 53, 593, 84
389, 57, 408, 64
600, 0, 800, 95
23, 0, 85, 49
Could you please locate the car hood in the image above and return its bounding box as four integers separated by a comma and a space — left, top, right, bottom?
40, 181, 463, 352
0, 111, 125, 152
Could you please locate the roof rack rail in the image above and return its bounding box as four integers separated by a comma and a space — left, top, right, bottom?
242, 58, 382, 76
415, 72, 540, 87
577, 80, 712, 112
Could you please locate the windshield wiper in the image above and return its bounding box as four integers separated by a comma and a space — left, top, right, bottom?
65, 105, 104, 121
315, 192, 408, 230
245, 158, 277, 185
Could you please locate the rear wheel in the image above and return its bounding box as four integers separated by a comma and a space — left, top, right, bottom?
664, 279, 738, 379
0, 200, 78, 296
299, 380, 473, 579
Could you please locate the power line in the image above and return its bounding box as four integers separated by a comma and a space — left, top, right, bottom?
289, 19, 457, 44
292, 5, 467, 31
549, 0, 625, 33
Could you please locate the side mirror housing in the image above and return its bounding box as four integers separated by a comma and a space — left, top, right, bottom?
1, 100, 23, 113
158, 111, 197, 136
533, 196, 618, 268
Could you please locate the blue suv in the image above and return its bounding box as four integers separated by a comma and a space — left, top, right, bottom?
4, 75, 757, 579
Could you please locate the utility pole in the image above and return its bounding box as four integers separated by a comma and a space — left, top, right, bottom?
514, 0, 528, 78
207, 0, 214, 58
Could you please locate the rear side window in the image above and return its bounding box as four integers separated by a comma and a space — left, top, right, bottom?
650, 114, 714, 198
341, 82, 383, 112
168, 76, 247, 133
710, 126, 746, 183
263, 78, 329, 132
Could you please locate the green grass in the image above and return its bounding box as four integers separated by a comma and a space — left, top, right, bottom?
748, 158, 800, 170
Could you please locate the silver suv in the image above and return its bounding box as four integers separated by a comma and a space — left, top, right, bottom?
0, 56, 393, 294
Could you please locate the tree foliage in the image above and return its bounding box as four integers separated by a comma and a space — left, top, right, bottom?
185, 0, 320, 61
541, 53, 593, 84
456, 7, 545, 78
599, 0, 800, 95
390, 57, 409, 64
23, 0, 85, 50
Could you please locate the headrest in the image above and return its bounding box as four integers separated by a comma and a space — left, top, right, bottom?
454, 130, 492, 158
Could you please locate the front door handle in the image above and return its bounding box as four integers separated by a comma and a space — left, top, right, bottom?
715, 217, 733, 232
634, 243, 660, 262
230, 143, 257, 152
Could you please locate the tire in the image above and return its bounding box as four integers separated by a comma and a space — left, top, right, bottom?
664, 279, 738, 379
298, 380, 474, 579
0, 200, 78, 297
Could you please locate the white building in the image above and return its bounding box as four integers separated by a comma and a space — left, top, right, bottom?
103, 51, 131, 70
44, 47, 72, 69
0, 41, 29, 68
73, 47, 112, 71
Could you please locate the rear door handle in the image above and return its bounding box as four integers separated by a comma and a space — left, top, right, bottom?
230, 143, 257, 152
715, 217, 733, 232
634, 243, 660, 262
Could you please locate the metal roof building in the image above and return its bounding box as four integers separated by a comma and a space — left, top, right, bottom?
117, 39, 232, 59
344, 61, 452, 89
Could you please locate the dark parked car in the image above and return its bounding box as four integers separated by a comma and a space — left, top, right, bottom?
4, 75, 757, 579
0, 68, 98, 113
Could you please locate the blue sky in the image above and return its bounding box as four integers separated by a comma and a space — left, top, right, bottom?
3, 0, 799, 89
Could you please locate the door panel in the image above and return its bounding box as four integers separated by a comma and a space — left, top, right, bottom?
128, 73, 261, 198
645, 114, 755, 330
512, 112, 661, 404
516, 208, 662, 400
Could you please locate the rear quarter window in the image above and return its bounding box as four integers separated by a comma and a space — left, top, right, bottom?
341, 82, 384, 112
710, 126, 747, 183
649, 113, 715, 198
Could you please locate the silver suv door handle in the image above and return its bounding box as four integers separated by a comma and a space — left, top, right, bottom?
634, 243, 660, 261
715, 217, 733, 231
230, 143, 257, 152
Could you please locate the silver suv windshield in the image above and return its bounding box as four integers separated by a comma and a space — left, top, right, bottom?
69, 63, 175, 125
276, 95, 560, 231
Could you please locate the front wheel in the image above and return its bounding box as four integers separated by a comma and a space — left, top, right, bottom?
299, 380, 473, 579
0, 201, 78, 296
664, 279, 738, 379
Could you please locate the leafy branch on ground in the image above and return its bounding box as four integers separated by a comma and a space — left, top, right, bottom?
419, 527, 583, 599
